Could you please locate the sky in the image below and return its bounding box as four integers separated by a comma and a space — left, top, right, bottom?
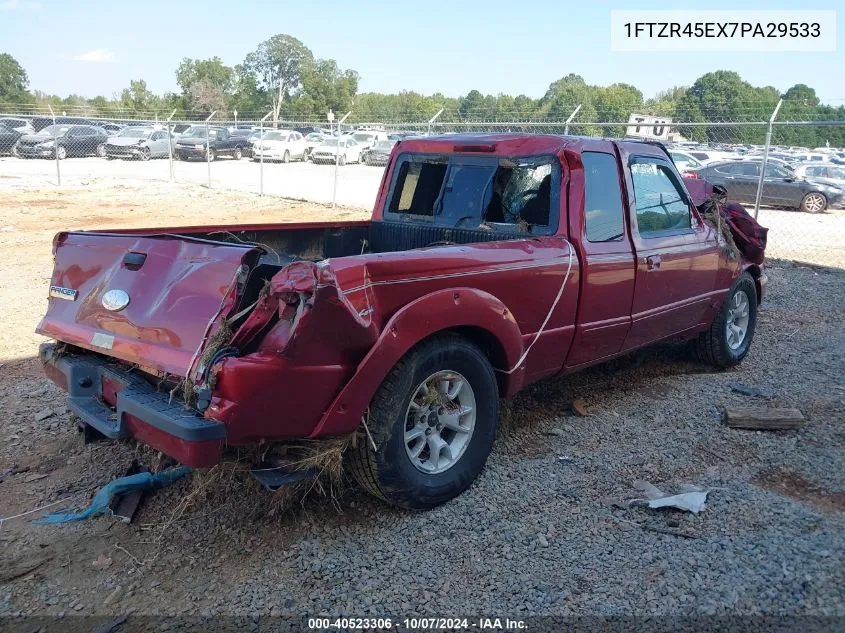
2, 0, 843, 104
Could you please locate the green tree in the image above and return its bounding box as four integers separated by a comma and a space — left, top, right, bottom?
243, 35, 313, 124
0, 53, 29, 103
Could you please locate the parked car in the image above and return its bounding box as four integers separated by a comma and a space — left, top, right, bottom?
303, 132, 326, 158
361, 139, 397, 166
295, 126, 323, 136
0, 117, 34, 135
36, 134, 766, 509
104, 126, 173, 160
690, 160, 843, 212
0, 122, 23, 155
793, 163, 845, 190
351, 131, 387, 151
175, 125, 245, 161
310, 136, 363, 165
251, 129, 307, 163
669, 150, 704, 172
16, 124, 108, 159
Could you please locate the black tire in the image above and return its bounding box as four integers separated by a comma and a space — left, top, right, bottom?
799, 192, 827, 213
55, 146, 67, 160
348, 334, 499, 509
95, 143, 106, 158
693, 272, 757, 368
208, 149, 216, 162
282, 150, 290, 163
139, 147, 151, 161
233, 147, 242, 160
11, 142, 20, 158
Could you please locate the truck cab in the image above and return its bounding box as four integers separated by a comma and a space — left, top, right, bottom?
37, 134, 765, 509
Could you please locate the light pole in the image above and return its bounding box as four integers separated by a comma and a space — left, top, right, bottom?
259, 110, 272, 196
204, 110, 217, 188
327, 109, 335, 136
427, 108, 444, 136
234, 109, 238, 128
333, 111, 352, 208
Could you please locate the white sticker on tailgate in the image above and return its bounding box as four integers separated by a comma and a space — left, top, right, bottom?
91, 333, 114, 349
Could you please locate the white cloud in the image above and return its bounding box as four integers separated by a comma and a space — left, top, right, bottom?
1, 0, 42, 10
70, 49, 116, 63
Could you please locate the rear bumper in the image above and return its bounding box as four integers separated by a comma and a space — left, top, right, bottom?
39, 343, 225, 467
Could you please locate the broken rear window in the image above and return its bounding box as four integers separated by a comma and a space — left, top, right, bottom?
386, 154, 558, 233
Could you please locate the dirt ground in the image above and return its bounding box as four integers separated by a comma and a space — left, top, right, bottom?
0, 183, 843, 628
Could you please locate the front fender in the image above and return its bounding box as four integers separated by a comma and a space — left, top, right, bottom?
307, 287, 526, 438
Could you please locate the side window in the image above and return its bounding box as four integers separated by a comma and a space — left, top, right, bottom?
630, 159, 692, 236
582, 152, 624, 242
715, 163, 742, 175
765, 164, 789, 179
483, 160, 553, 229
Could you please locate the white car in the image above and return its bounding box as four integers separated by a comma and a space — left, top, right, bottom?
303, 132, 327, 158
350, 131, 387, 151
310, 136, 363, 165
794, 163, 845, 189
669, 151, 705, 172
251, 130, 307, 163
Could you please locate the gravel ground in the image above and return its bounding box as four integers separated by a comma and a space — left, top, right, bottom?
0, 186, 843, 625
1, 154, 844, 266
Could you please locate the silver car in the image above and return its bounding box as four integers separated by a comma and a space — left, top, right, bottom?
104, 126, 173, 160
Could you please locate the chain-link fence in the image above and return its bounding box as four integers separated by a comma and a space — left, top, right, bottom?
1, 109, 843, 266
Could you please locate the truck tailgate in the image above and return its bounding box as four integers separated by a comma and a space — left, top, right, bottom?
37, 232, 261, 378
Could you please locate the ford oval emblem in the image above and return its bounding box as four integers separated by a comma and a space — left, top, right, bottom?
101, 289, 130, 312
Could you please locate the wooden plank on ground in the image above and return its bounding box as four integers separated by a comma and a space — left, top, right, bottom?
723, 407, 805, 430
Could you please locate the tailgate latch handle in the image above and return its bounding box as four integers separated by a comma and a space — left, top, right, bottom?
123, 252, 147, 269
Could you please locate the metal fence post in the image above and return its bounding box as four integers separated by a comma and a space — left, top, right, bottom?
427, 108, 444, 136
259, 111, 272, 196
333, 111, 352, 208
564, 104, 582, 136
166, 109, 176, 183
204, 111, 217, 189
753, 99, 783, 220
48, 104, 60, 185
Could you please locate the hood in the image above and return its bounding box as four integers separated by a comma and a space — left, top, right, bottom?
107, 136, 150, 147
177, 136, 207, 145
314, 145, 342, 154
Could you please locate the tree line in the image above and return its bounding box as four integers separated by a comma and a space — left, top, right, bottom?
1, 35, 843, 147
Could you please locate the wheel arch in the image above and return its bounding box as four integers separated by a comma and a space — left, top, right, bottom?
743, 263, 763, 305
307, 287, 525, 438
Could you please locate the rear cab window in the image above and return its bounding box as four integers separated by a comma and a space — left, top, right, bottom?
386, 153, 559, 235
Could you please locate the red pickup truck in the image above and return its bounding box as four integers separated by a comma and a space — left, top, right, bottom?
37, 134, 766, 509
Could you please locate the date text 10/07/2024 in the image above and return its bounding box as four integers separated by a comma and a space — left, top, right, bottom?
307, 617, 528, 630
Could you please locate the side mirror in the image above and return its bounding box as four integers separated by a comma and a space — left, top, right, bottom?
783, 177, 794, 183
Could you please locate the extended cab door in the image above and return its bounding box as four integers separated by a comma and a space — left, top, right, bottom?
565, 147, 636, 367
621, 152, 720, 351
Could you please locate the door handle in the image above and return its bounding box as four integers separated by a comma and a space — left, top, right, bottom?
646, 254, 662, 270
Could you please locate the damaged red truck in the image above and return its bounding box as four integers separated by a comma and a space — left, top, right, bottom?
37, 134, 766, 509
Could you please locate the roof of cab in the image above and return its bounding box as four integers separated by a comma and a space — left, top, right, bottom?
396, 133, 669, 158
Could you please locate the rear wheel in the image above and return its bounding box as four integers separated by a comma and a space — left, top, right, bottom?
693, 272, 757, 368
233, 147, 242, 160
800, 192, 826, 213
348, 334, 499, 509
